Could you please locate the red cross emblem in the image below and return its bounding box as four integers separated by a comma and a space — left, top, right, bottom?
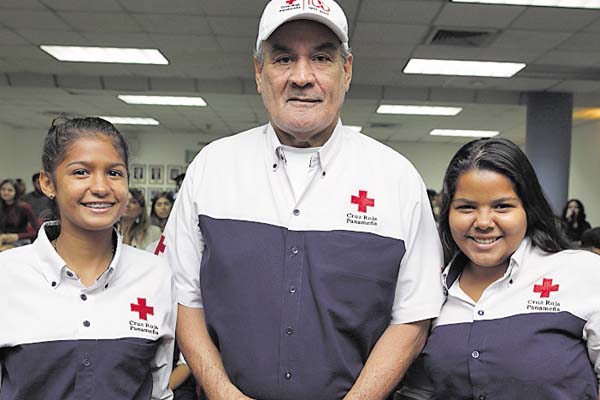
154, 235, 166, 255
351, 190, 375, 213
533, 278, 559, 298
131, 298, 154, 320
286, 0, 296, 4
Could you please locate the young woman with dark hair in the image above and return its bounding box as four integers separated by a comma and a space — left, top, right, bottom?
150, 191, 175, 233
0, 116, 176, 399
400, 138, 600, 400
119, 188, 162, 250
561, 198, 592, 243
0, 178, 39, 250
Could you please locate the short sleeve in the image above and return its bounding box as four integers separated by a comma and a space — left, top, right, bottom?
391, 172, 444, 324
584, 307, 600, 385
161, 153, 206, 308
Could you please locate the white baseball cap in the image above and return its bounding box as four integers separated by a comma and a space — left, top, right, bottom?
256, 0, 349, 52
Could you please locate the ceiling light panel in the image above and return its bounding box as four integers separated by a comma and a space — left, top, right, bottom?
404, 58, 526, 78
40, 46, 169, 65
451, 0, 600, 9
377, 105, 463, 116
430, 129, 499, 137
98, 116, 160, 125
118, 95, 207, 106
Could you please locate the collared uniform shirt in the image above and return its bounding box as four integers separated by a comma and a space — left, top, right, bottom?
162, 121, 444, 400
0, 222, 176, 400
400, 238, 600, 400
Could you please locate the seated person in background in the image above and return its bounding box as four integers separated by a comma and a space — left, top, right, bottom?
561, 198, 591, 243
150, 191, 174, 232
0, 179, 39, 250
170, 342, 198, 400
22, 172, 54, 223
582, 227, 600, 256
399, 138, 600, 400
118, 188, 162, 250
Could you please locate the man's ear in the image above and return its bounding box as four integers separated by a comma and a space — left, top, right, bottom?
343, 53, 353, 93
39, 171, 56, 199
254, 56, 263, 94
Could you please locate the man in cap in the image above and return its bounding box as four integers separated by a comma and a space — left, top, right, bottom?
162, 1, 444, 399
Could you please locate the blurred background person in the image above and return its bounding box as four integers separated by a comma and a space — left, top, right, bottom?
561, 198, 591, 244
0, 178, 39, 250
22, 172, 54, 223
14, 178, 26, 198
581, 227, 600, 256
118, 188, 161, 250
150, 191, 174, 232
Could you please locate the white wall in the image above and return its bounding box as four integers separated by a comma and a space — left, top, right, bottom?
2, 126, 598, 228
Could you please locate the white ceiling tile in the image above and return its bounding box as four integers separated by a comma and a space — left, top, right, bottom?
412, 44, 539, 62
17, 29, 88, 45
0, 0, 46, 10
153, 35, 220, 54
0, 10, 66, 30
557, 33, 600, 52
0, 29, 29, 45
534, 50, 600, 68
59, 11, 142, 32
120, 0, 204, 14
493, 30, 571, 51
218, 36, 254, 53
200, 1, 263, 17
42, 0, 123, 12
81, 32, 152, 47
357, 0, 443, 24
354, 22, 429, 44
551, 80, 600, 93
584, 17, 600, 32
208, 17, 258, 37
351, 41, 414, 59
510, 8, 598, 32
434, 3, 524, 29
133, 14, 211, 35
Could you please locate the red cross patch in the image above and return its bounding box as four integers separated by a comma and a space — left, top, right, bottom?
131, 298, 154, 320
533, 278, 559, 298
351, 190, 375, 213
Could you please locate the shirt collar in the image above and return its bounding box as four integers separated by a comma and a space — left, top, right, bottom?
442, 237, 533, 290
33, 221, 123, 289
266, 119, 345, 174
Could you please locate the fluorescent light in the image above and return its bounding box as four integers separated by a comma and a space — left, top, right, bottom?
573, 108, 600, 120
346, 125, 363, 132
377, 105, 463, 116
97, 116, 160, 125
40, 45, 169, 64
451, 0, 600, 9
118, 95, 207, 106
404, 58, 526, 78
430, 129, 499, 137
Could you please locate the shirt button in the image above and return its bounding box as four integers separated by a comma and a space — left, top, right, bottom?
293, 209, 300, 216
51, 281, 57, 287
80, 294, 88, 301
472, 350, 480, 359
285, 327, 294, 335
285, 372, 292, 380
83, 320, 91, 327
291, 247, 299, 255
477, 310, 484, 316
479, 395, 487, 400
104, 283, 109, 289
82, 359, 91, 367
66, 271, 73, 277
288, 286, 296, 294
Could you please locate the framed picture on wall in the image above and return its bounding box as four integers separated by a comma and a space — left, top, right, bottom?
149, 164, 164, 185
167, 165, 183, 185
131, 164, 146, 184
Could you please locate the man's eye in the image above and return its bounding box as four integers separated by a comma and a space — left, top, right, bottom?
314, 55, 331, 62
275, 56, 292, 64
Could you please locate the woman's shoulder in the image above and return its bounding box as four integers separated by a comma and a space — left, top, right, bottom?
119, 244, 171, 274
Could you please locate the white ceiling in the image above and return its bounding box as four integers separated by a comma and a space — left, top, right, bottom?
1, 0, 600, 146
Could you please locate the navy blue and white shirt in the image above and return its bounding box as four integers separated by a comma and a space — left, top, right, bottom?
400, 238, 600, 400
162, 121, 444, 400
0, 222, 176, 400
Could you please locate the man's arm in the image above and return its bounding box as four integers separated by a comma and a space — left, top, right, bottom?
343, 320, 430, 400
176, 305, 254, 400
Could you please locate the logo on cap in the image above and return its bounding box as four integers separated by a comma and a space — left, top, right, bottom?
310, 0, 331, 12
285, 0, 297, 4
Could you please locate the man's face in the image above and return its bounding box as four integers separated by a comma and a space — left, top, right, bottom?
254, 19, 352, 148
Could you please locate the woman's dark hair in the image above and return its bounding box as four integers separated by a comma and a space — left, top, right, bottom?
561, 198, 587, 224
439, 137, 570, 264
0, 179, 19, 207
42, 116, 129, 177
125, 188, 150, 243
150, 191, 174, 221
